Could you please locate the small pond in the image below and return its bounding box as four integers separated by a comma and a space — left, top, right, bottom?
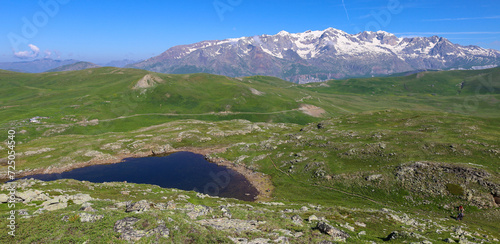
19, 151, 258, 201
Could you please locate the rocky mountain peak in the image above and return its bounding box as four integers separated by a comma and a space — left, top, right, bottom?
129, 28, 500, 83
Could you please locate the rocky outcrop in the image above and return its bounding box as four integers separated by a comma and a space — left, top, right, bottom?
114, 217, 146, 241
114, 217, 169, 241
384, 231, 426, 241
126, 200, 151, 212
132, 74, 164, 89
197, 218, 264, 233
185, 204, 212, 219
395, 161, 500, 207
317, 222, 350, 242
79, 212, 103, 222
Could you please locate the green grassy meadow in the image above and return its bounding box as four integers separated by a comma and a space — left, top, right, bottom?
0, 67, 499, 243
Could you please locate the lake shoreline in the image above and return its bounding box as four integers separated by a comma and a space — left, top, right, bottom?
2, 146, 273, 202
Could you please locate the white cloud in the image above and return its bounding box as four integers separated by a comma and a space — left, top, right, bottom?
44, 50, 52, 58
29, 44, 39, 53
14, 44, 40, 59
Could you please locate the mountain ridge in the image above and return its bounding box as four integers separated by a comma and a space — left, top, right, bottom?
129, 28, 500, 83
0, 58, 80, 73
46, 61, 101, 72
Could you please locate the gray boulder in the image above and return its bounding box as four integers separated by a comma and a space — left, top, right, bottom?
317, 222, 350, 242
114, 217, 169, 241
0, 194, 9, 203
70, 193, 92, 204
220, 205, 232, 218
308, 215, 319, 222
41, 199, 68, 211
80, 203, 96, 212
186, 205, 212, 220
126, 200, 151, 212
197, 218, 263, 233
15, 190, 44, 202
79, 213, 103, 222
291, 215, 303, 225
385, 231, 423, 241
114, 217, 146, 241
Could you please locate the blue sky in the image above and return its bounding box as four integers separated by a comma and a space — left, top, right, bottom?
1, 0, 499, 63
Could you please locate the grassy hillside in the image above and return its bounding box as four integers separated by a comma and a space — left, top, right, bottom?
0, 67, 499, 242
45, 61, 101, 72
1, 67, 499, 139
300, 67, 500, 117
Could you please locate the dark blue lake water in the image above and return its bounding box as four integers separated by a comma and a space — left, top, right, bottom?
20, 151, 258, 201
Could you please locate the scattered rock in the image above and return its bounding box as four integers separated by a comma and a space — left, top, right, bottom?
114, 217, 146, 241
114, 217, 169, 241
384, 231, 424, 241
177, 194, 190, 200
444, 238, 456, 243
79, 213, 103, 222
260, 202, 284, 206
197, 218, 264, 233
166, 200, 176, 210
341, 223, 355, 231
273, 236, 289, 243
230, 237, 272, 244
220, 205, 232, 218
70, 193, 92, 204
249, 238, 271, 244
366, 174, 383, 181
41, 199, 68, 211
0, 194, 8, 203
308, 215, 319, 222
126, 200, 151, 213
114, 201, 131, 210
317, 222, 350, 242
229, 237, 249, 243
249, 87, 265, 96
196, 192, 209, 199
291, 215, 303, 225
33, 208, 45, 215
186, 205, 212, 219
80, 203, 96, 212
15, 190, 39, 202
354, 222, 366, 227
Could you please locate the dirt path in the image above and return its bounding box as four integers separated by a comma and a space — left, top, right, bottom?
99, 110, 300, 122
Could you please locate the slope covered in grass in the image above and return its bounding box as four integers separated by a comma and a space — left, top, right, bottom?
1, 67, 499, 242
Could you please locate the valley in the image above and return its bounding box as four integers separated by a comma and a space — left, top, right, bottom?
0, 67, 499, 243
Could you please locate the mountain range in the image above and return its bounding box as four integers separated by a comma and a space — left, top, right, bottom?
0, 59, 140, 73
0, 59, 80, 73
128, 28, 500, 83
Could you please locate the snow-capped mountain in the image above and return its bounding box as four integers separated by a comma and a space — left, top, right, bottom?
129, 28, 500, 83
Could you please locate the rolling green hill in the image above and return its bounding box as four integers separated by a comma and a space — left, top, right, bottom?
303, 68, 500, 96
1, 67, 499, 137
1, 67, 499, 243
